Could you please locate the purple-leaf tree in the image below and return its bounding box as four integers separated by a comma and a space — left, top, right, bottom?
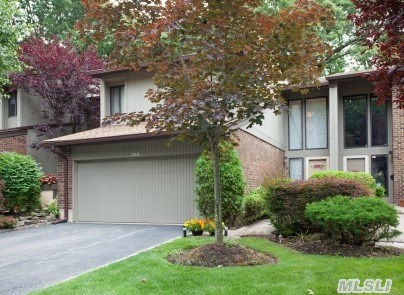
11, 37, 104, 147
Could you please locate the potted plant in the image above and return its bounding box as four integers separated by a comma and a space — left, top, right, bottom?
184, 218, 205, 236
39, 173, 57, 205
203, 219, 225, 236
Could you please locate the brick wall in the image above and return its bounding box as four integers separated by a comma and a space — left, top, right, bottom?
234, 129, 285, 191
0, 135, 27, 154
392, 95, 404, 205
56, 147, 73, 210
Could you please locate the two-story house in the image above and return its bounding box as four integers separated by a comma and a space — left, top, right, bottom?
0, 89, 57, 174
42, 68, 404, 224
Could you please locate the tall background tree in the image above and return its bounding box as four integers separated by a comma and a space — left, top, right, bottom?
258, 0, 375, 74
350, 0, 404, 108
80, 0, 331, 243
0, 0, 30, 96
10, 37, 103, 146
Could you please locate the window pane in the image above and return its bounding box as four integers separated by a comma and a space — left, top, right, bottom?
8, 92, 17, 117
371, 95, 387, 146
306, 97, 327, 149
110, 86, 123, 114
344, 95, 367, 148
289, 158, 303, 180
371, 155, 388, 197
288, 100, 302, 150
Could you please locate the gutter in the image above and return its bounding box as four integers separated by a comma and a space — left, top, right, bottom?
49, 147, 69, 224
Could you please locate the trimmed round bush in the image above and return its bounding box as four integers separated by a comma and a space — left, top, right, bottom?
0, 152, 42, 212
242, 187, 267, 225
310, 170, 377, 196
266, 177, 372, 236
0, 178, 5, 212
195, 142, 245, 226
305, 196, 400, 245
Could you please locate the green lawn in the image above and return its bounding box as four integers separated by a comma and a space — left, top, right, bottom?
32, 237, 404, 295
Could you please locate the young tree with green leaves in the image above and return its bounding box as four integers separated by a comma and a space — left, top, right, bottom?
81, 0, 331, 243
0, 0, 29, 95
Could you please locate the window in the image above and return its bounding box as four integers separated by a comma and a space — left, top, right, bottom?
289, 158, 304, 180
344, 95, 368, 148
371, 95, 388, 146
110, 86, 124, 115
305, 97, 327, 149
371, 155, 388, 197
288, 100, 303, 150
8, 92, 17, 117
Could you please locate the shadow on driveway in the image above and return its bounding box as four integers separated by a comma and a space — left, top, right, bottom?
0, 223, 181, 295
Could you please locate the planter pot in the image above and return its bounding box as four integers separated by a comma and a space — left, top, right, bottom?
191, 230, 204, 236
209, 231, 215, 236
41, 184, 57, 191
399, 200, 404, 207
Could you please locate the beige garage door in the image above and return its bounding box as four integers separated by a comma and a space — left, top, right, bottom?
75, 156, 198, 224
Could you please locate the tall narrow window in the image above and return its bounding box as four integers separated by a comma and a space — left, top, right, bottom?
110, 86, 124, 115
8, 92, 17, 117
344, 95, 367, 148
288, 100, 302, 150
371, 155, 388, 197
306, 97, 327, 149
371, 95, 387, 146
289, 158, 304, 180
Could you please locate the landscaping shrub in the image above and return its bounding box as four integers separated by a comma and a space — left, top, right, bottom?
310, 170, 377, 196
305, 196, 400, 245
46, 199, 59, 217
266, 177, 372, 236
242, 187, 267, 225
0, 152, 42, 212
0, 178, 5, 212
0, 215, 17, 229
375, 184, 386, 198
195, 142, 245, 226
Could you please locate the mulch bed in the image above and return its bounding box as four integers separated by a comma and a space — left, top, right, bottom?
249, 235, 404, 257
167, 243, 278, 267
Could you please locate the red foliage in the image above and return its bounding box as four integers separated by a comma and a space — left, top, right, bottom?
10, 37, 104, 137
350, 0, 404, 108
40, 173, 58, 186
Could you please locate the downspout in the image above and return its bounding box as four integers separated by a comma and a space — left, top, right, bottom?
50, 147, 69, 224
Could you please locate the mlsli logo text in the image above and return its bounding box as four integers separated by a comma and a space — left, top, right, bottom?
337, 279, 392, 294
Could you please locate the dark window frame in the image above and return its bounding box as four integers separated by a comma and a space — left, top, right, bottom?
288, 99, 303, 151
371, 154, 389, 197
8, 91, 17, 117
370, 94, 388, 147
110, 85, 124, 115
305, 96, 329, 150
289, 157, 304, 180
343, 94, 368, 149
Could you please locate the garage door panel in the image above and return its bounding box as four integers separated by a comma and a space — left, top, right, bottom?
76, 156, 198, 224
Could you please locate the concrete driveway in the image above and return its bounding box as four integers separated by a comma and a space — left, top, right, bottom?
0, 223, 181, 295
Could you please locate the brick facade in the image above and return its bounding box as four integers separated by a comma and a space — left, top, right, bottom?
392, 96, 404, 205
234, 129, 285, 191
0, 134, 27, 154
56, 147, 73, 210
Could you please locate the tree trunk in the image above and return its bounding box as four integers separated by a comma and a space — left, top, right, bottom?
211, 139, 223, 244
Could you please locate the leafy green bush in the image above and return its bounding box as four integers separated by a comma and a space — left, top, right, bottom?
266, 177, 372, 236
0, 153, 42, 212
0, 215, 17, 229
46, 199, 59, 217
305, 196, 400, 245
310, 170, 377, 195
195, 142, 245, 226
0, 178, 5, 212
242, 187, 267, 225
375, 184, 386, 198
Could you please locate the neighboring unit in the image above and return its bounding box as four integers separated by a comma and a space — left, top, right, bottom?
0, 89, 57, 173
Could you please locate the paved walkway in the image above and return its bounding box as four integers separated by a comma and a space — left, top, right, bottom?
230, 206, 404, 249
